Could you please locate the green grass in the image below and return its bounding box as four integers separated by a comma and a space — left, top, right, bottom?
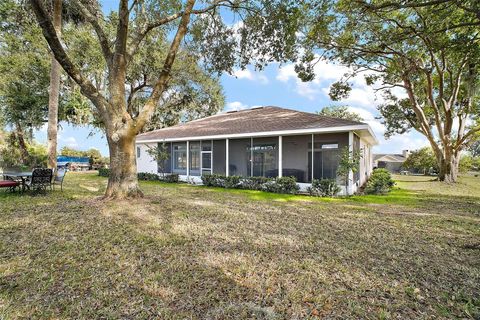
0, 172, 479, 319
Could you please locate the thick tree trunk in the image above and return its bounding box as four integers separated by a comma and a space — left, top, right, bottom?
437, 152, 460, 183
47, 0, 62, 169
104, 132, 143, 199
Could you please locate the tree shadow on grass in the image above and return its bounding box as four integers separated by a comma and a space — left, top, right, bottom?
1, 187, 479, 319
0, 196, 282, 319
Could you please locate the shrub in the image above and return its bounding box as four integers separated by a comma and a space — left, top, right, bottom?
241, 176, 272, 190
201, 174, 223, 187
137, 172, 159, 181
364, 168, 395, 195
98, 168, 110, 177
163, 173, 179, 183
201, 174, 299, 194
224, 175, 241, 188
263, 176, 300, 194
307, 178, 341, 197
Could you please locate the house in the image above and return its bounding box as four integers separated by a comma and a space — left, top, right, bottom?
373, 150, 410, 173
135, 106, 378, 195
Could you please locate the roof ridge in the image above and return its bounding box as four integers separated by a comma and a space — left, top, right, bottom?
262, 105, 366, 125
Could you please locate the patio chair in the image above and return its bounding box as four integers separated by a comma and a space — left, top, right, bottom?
52, 168, 67, 191
26, 168, 53, 193
0, 180, 19, 192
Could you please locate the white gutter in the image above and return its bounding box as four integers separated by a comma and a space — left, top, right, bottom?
136, 124, 378, 145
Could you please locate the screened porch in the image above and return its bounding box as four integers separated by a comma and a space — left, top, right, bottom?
151, 132, 355, 184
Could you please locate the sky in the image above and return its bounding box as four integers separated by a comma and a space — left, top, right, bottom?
34, 1, 429, 156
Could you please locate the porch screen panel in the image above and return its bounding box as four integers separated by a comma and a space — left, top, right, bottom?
157, 142, 172, 174
311, 133, 349, 181
252, 137, 278, 177
282, 135, 310, 183
189, 141, 201, 176
172, 142, 187, 174
353, 134, 361, 183
228, 138, 251, 177
212, 140, 226, 175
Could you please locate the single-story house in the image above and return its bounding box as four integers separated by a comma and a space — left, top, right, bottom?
135, 106, 378, 195
373, 151, 410, 173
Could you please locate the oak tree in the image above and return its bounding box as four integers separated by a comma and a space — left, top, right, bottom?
29, 0, 302, 198
300, 0, 480, 182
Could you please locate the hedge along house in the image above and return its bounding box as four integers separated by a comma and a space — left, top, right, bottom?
135, 106, 378, 195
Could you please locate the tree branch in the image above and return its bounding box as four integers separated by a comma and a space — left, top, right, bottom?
72, 0, 113, 67
127, 0, 248, 59
134, 0, 197, 132
29, 0, 108, 115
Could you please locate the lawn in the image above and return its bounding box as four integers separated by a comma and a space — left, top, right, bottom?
0, 173, 479, 319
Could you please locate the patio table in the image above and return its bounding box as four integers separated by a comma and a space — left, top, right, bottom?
3, 172, 32, 191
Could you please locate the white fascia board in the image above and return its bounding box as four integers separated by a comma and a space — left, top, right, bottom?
135, 125, 375, 144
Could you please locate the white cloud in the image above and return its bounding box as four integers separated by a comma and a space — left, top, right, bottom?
224, 101, 262, 112
225, 101, 249, 111
60, 136, 78, 148
276, 64, 297, 82
275, 57, 431, 153
233, 68, 254, 80
231, 67, 269, 84
276, 58, 405, 109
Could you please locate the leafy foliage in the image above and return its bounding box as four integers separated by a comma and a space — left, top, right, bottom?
307, 179, 341, 197
299, 0, 480, 182
201, 174, 300, 194
402, 148, 438, 175
0, 133, 47, 169
146, 144, 170, 176
98, 168, 110, 177
364, 169, 395, 195
468, 140, 480, 158
336, 146, 362, 193
137, 172, 160, 181
240, 176, 272, 191
317, 105, 363, 122
29, 0, 306, 197
163, 173, 179, 183
262, 176, 300, 194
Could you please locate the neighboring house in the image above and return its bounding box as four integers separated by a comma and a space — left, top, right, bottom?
135, 106, 378, 195
57, 156, 90, 171
373, 150, 410, 173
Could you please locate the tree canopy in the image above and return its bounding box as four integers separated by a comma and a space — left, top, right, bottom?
402, 147, 438, 175
317, 105, 364, 122
29, 0, 304, 198
298, 0, 480, 182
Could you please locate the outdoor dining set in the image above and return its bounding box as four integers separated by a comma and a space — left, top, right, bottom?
0, 168, 67, 193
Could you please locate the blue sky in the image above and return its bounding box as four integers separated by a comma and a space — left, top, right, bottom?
34, 2, 429, 156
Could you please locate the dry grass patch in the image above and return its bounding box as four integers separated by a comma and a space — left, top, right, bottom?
0, 172, 479, 319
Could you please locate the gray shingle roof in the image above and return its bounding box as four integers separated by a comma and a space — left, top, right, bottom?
373, 154, 406, 162
136, 106, 365, 141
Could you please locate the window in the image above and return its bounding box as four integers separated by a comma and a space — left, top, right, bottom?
309, 142, 341, 180
228, 138, 251, 176
136, 146, 141, 158
201, 141, 212, 151
353, 134, 361, 182
173, 143, 187, 172
157, 142, 172, 174
251, 142, 277, 177
189, 142, 200, 172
